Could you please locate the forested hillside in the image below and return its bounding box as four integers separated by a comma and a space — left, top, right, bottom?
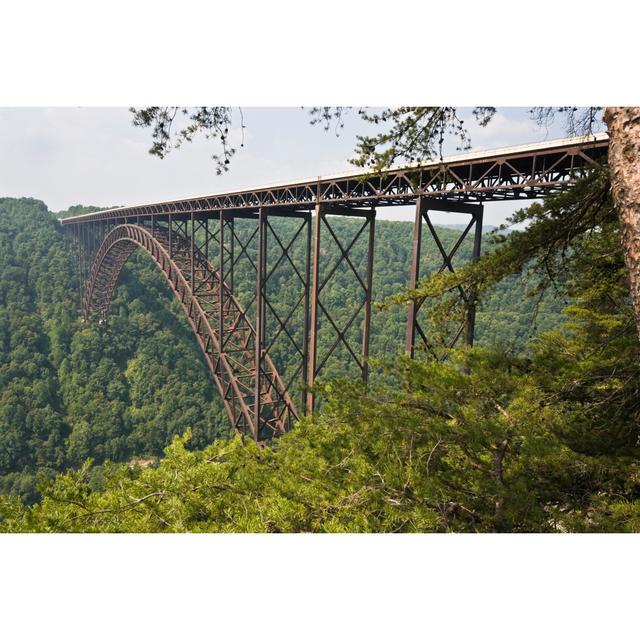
0, 198, 230, 501
9, 185, 638, 535
0, 197, 566, 504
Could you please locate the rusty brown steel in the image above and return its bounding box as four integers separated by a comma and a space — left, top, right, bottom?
62, 135, 610, 439
59, 136, 608, 225
83, 222, 297, 441
404, 198, 483, 360
465, 206, 484, 347
302, 211, 312, 411
254, 207, 266, 441
304, 209, 376, 410
260, 215, 310, 406
361, 210, 375, 383
306, 204, 322, 414
405, 197, 425, 357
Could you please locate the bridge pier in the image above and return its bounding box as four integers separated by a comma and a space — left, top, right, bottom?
254, 207, 266, 441
465, 205, 484, 347
306, 204, 321, 414
68, 197, 481, 435
405, 197, 484, 359
306, 205, 376, 413
61, 134, 607, 439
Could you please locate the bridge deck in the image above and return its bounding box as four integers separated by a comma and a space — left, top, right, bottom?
61, 132, 611, 439
60, 133, 608, 224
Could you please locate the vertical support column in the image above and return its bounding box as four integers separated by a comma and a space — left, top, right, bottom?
228, 217, 234, 296
80, 223, 85, 284
85, 223, 91, 319
465, 205, 484, 346
405, 197, 426, 357
75, 223, 83, 318
80, 223, 87, 319
190, 212, 195, 287
168, 213, 173, 258
361, 209, 376, 383
77, 224, 82, 318
302, 210, 312, 412
219, 211, 225, 356
88, 223, 94, 282
306, 203, 322, 413
204, 217, 209, 263
254, 207, 267, 440
83, 223, 89, 318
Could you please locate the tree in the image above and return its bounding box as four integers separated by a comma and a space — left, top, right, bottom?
1, 173, 638, 533
603, 107, 640, 338
130, 107, 239, 175
130, 105, 640, 338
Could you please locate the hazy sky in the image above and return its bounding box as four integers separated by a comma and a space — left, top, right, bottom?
0, 107, 603, 226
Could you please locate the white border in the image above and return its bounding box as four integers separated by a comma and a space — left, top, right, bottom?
0, 0, 638, 635
1, 534, 638, 639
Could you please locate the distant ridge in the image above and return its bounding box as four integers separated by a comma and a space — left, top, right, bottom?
437, 223, 498, 233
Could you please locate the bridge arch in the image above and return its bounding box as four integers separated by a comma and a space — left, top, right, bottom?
83, 223, 297, 441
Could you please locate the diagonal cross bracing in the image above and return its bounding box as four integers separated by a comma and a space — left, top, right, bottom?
59, 134, 608, 224
60, 134, 609, 440
83, 222, 297, 441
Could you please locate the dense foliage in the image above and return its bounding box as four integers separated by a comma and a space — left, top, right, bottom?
0, 198, 230, 502
0, 197, 558, 504
1, 173, 638, 532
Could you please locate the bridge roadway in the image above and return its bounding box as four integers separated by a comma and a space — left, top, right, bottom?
59, 133, 609, 441
60, 133, 607, 221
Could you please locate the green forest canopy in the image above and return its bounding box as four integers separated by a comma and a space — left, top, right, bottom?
0, 174, 638, 532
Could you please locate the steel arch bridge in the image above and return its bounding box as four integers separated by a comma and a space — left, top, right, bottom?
60, 133, 609, 442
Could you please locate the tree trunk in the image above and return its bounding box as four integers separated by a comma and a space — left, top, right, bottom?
603, 107, 640, 338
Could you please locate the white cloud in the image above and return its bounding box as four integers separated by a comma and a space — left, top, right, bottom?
0, 107, 583, 227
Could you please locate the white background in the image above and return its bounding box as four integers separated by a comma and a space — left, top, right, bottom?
1, 0, 638, 638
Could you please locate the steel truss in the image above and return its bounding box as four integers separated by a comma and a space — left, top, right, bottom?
60, 135, 607, 224
61, 134, 609, 441
80, 219, 299, 441
405, 197, 484, 360
306, 205, 375, 412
